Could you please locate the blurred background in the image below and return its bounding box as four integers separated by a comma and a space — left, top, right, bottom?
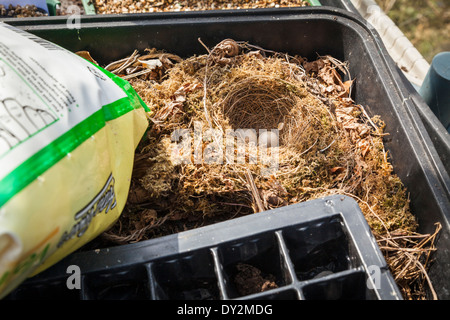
1, 0, 448, 65
374, 0, 449, 63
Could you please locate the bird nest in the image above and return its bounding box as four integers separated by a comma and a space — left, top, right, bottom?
78, 39, 441, 299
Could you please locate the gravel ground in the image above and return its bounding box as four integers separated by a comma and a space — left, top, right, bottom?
375, 0, 449, 63
93, 0, 310, 14
0, 3, 47, 17
58, 0, 85, 15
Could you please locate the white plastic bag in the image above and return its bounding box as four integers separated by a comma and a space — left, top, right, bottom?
0, 23, 149, 298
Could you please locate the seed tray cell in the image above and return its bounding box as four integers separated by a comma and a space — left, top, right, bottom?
301, 270, 375, 300
148, 249, 221, 300
5, 195, 402, 300
281, 215, 361, 281
82, 266, 150, 300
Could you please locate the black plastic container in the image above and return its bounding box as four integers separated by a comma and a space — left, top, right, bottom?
319, 0, 360, 15
402, 74, 450, 176
326, 0, 450, 177
2, 7, 450, 299
5, 195, 402, 300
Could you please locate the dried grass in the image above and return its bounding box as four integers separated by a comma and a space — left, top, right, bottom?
80, 39, 441, 299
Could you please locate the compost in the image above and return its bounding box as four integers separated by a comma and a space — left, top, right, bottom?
80, 39, 440, 300
233, 263, 278, 296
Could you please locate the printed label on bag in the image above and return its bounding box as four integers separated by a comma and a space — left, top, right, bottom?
0, 23, 126, 180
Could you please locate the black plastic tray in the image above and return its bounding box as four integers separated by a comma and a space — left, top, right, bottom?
5, 195, 401, 300
2, 7, 450, 299
399, 73, 450, 176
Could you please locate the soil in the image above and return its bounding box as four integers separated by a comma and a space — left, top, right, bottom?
233, 263, 278, 296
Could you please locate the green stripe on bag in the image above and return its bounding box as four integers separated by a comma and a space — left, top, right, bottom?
0, 95, 141, 207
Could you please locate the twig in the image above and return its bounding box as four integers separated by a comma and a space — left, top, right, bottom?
104, 56, 129, 72
320, 139, 336, 153
357, 104, 380, 133
378, 222, 441, 299
102, 215, 169, 244
341, 191, 391, 235
299, 138, 319, 156
378, 246, 432, 253
106, 50, 140, 74
122, 69, 152, 80
245, 169, 265, 213
197, 37, 211, 55
404, 251, 438, 300
197, 38, 214, 131
219, 202, 252, 208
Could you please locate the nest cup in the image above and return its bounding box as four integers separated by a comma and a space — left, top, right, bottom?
221, 76, 296, 145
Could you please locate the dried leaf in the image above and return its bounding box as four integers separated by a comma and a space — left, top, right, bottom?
303, 59, 325, 74
343, 79, 354, 94
76, 50, 98, 65
330, 167, 345, 174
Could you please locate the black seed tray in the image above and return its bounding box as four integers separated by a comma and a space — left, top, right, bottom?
5, 195, 402, 300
